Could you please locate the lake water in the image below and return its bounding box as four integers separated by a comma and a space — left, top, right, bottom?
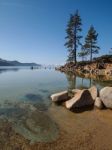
0, 67, 111, 143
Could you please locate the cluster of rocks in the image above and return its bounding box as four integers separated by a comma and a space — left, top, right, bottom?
51, 86, 112, 112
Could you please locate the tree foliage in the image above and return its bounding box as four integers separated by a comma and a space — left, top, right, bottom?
85, 25, 100, 61
78, 45, 88, 61
65, 10, 82, 64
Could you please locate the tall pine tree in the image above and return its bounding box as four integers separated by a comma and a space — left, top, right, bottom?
65, 15, 74, 63
65, 10, 82, 64
78, 45, 88, 61
85, 25, 100, 61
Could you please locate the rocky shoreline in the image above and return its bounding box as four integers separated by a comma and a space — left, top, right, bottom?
51, 86, 112, 112
56, 62, 112, 77
56, 55, 112, 78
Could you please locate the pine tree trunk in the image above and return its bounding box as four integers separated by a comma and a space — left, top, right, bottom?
74, 42, 77, 64
74, 27, 77, 64
90, 50, 92, 62
90, 42, 92, 62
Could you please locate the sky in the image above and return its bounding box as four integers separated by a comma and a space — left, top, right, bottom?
0, 0, 112, 65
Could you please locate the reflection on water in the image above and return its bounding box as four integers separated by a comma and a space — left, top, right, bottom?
0, 68, 19, 74
65, 71, 112, 91
0, 67, 112, 143
66, 73, 76, 90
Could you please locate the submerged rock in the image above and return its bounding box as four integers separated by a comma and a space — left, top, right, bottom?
51, 91, 69, 103
19, 103, 37, 112
94, 97, 103, 109
0, 100, 58, 143
100, 87, 112, 109
14, 110, 59, 143
65, 89, 94, 110
25, 93, 43, 102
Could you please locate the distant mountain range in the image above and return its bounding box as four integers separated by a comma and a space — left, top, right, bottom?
0, 58, 41, 66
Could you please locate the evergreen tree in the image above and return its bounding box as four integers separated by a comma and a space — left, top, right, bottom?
85, 25, 100, 61
65, 10, 82, 64
78, 45, 88, 61
65, 15, 74, 63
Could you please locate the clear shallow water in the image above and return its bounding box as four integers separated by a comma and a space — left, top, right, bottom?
0, 67, 69, 143
0, 67, 112, 143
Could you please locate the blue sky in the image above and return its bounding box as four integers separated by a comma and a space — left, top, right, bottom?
0, 0, 112, 65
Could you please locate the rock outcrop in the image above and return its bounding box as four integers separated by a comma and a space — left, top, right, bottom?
51, 91, 69, 103
100, 87, 112, 109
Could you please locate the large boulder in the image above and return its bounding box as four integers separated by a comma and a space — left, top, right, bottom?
51, 91, 69, 103
89, 86, 98, 100
72, 86, 98, 100
100, 87, 112, 109
94, 97, 103, 109
65, 89, 94, 110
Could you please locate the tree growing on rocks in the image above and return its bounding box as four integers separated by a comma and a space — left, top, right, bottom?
85, 25, 100, 61
65, 10, 82, 64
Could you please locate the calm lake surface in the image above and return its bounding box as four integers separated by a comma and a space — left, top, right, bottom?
0, 67, 111, 143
